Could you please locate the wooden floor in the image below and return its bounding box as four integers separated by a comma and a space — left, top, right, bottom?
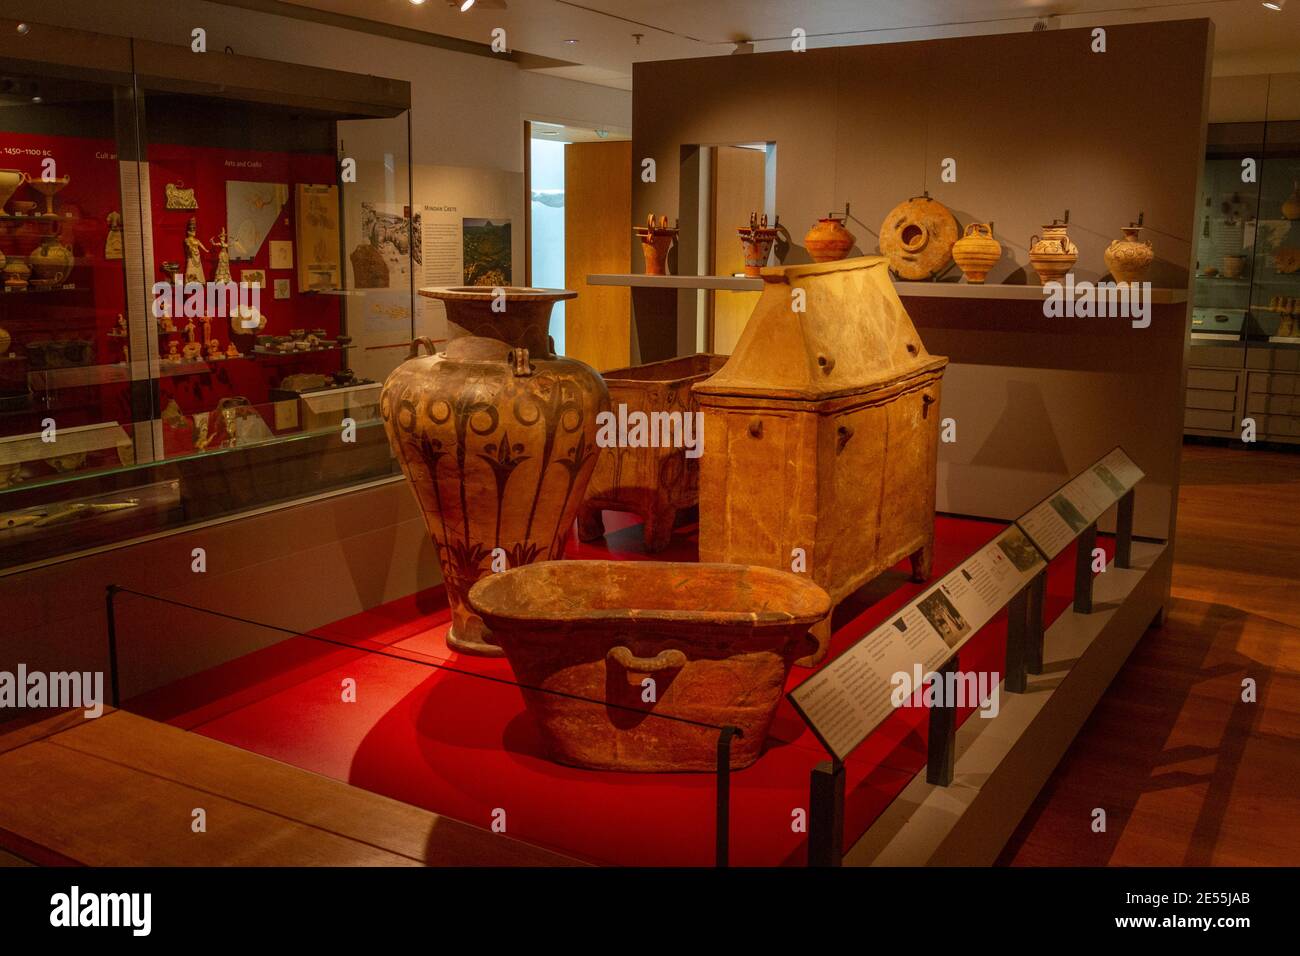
0, 710, 579, 866
1000, 442, 1300, 865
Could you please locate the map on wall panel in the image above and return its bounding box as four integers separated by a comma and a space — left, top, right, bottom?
1015, 446, 1145, 561
226, 181, 288, 260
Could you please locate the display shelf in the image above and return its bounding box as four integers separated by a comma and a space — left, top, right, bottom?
893, 281, 1189, 303
250, 345, 353, 358
0, 212, 77, 221
27, 364, 126, 388
587, 273, 763, 291
0, 284, 82, 295
0, 420, 132, 466
25, 347, 355, 390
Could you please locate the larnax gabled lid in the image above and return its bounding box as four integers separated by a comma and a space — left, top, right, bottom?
694, 255, 945, 402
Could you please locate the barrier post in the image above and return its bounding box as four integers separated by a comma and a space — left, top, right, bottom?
808, 758, 845, 867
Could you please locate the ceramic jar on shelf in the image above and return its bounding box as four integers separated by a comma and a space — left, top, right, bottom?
1282, 181, 1300, 222
28, 235, 75, 287
803, 214, 855, 263
951, 222, 1001, 283
1221, 255, 1247, 279
3, 258, 31, 291
380, 286, 609, 656
1104, 223, 1154, 284
1028, 220, 1078, 283
737, 213, 779, 276
634, 214, 678, 276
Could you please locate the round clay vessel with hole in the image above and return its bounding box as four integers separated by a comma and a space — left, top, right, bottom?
381, 287, 609, 656
469, 560, 830, 771
878, 196, 959, 280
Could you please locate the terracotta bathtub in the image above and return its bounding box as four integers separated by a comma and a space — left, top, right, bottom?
468, 560, 830, 772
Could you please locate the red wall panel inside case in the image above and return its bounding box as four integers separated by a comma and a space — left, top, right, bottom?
145, 143, 343, 423
2, 132, 348, 443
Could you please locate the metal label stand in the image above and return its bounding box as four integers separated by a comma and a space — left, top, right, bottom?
1073, 522, 1099, 614
808, 758, 845, 867
926, 657, 959, 787
715, 726, 741, 867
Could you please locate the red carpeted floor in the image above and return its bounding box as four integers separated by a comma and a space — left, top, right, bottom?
128, 512, 1108, 866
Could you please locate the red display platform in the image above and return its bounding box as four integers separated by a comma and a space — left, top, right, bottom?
129, 512, 1110, 866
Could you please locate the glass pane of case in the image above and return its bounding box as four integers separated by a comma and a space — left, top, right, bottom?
0, 37, 412, 570
0, 63, 150, 520
1193, 123, 1265, 339
1255, 115, 1300, 340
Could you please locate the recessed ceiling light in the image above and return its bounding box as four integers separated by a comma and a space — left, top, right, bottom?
16, 23, 30, 34
564, 38, 578, 44
409, 0, 427, 6
460, 0, 476, 11
1263, 0, 1285, 9
31, 96, 42, 103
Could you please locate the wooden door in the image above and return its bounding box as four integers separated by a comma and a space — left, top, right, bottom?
564, 141, 632, 370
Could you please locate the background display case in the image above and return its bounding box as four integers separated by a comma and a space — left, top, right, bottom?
1187, 73, 1300, 443
0, 20, 412, 568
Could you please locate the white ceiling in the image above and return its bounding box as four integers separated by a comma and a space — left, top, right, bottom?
281, 0, 1300, 89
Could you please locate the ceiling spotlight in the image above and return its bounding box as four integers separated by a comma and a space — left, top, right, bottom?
16, 23, 30, 35
31, 95, 42, 103
1262, 0, 1285, 9
564, 38, 578, 44
460, 0, 476, 10
409, 0, 427, 6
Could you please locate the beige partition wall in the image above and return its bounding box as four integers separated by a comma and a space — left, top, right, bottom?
565, 141, 632, 370
709, 145, 766, 353
631, 19, 1213, 548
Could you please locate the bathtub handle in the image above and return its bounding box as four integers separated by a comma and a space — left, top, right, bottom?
407, 336, 438, 358
608, 646, 687, 673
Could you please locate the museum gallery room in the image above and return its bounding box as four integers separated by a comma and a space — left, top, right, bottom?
0, 0, 1297, 879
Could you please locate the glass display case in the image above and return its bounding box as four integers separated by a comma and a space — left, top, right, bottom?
1187, 74, 1300, 443
0, 19, 413, 568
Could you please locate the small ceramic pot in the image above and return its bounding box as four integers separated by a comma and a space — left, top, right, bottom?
952, 222, 1001, 283
738, 214, 779, 276
3, 259, 30, 291
634, 215, 677, 276
28, 235, 74, 286
1104, 224, 1154, 284
1282, 181, 1300, 222
469, 560, 830, 771
804, 215, 855, 262
1028, 220, 1078, 283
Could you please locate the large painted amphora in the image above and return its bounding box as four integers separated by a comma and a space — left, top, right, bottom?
381, 287, 609, 656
